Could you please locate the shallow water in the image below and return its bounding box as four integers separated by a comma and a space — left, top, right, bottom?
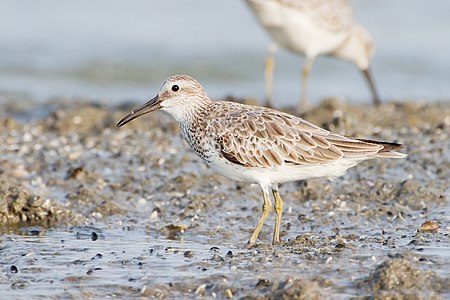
1, 211, 448, 298
1, 226, 230, 298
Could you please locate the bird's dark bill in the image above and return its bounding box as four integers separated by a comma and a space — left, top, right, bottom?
117, 95, 161, 127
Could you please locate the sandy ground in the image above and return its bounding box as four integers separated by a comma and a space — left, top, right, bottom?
0, 97, 449, 299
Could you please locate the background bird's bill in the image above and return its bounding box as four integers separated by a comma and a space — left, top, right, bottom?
362, 68, 381, 106
117, 95, 161, 127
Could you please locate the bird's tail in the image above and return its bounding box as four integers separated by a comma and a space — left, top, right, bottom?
357, 139, 407, 159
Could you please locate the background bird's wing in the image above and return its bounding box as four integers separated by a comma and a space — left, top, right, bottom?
208, 104, 383, 168
277, 0, 353, 32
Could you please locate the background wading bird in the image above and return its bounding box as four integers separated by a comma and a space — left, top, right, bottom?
245, 0, 381, 111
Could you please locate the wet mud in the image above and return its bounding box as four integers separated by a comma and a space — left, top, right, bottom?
0, 98, 449, 298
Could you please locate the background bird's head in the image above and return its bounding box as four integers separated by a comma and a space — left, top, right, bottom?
334, 23, 374, 70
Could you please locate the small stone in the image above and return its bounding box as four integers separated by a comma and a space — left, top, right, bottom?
210, 254, 224, 262
68, 151, 82, 160
29, 229, 40, 236
226, 251, 233, 258
163, 224, 187, 233
256, 278, 270, 287
12, 165, 29, 178
92, 253, 103, 260
418, 220, 439, 233
91, 232, 98, 241
10, 265, 18, 273
225, 288, 233, 299
150, 210, 158, 221
335, 243, 345, 250
183, 250, 194, 258
194, 284, 206, 296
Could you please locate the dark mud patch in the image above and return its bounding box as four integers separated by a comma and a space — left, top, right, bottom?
359, 255, 448, 299
0, 187, 82, 229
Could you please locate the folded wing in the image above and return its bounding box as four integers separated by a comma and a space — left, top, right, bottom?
209, 106, 387, 168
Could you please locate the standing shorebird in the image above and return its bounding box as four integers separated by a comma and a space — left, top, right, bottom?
117, 75, 405, 247
245, 0, 381, 111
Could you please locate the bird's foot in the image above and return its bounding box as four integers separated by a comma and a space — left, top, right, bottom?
245, 241, 258, 249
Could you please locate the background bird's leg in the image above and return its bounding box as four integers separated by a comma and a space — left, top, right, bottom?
362, 67, 381, 106
248, 189, 272, 247
264, 43, 277, 108
299, 56, 315, 112
272, 189, 283, 244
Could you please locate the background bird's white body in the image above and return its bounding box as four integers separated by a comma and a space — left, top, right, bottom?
245, 0, 350, 57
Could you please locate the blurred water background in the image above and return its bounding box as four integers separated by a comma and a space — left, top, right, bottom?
1, 0, 449, 107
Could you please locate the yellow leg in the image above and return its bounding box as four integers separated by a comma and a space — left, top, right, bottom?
248, 190, 272, 247
299, 56, 315, 112
264, 44, 277, 108
272, 189, 283, 244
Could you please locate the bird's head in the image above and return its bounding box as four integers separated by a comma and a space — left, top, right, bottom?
117, 75, 210, 126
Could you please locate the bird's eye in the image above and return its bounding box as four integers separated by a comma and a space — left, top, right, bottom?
171, 85, 179, 92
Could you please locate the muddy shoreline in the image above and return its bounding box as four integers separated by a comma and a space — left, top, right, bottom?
0, 98, 449, 298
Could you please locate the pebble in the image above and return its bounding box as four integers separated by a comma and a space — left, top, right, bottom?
10, 265, 18, 274
29, 229, 40, 236
68, 151, 82, 160
183, 251, 194, 258
194, 284, 206, 296
150, 210, 158, 221
92, 253, 103, 260
211, 254, 224, 262
225, 288, 233, 299
418, 220, 439, 233
256, 278, 270, 287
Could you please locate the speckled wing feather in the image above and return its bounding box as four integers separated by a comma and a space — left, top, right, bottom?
277, 0, 353, 32
207, 102, 383, 168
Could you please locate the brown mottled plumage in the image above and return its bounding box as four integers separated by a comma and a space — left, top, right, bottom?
117, 75, 406, 247
203, 103, 400, 168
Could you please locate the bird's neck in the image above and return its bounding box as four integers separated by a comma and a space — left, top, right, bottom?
163, 96, 211, 124
177, 97, 212, 126
178, 99, 212, 148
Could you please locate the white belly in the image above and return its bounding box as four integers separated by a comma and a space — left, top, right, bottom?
207, 155, 369, 188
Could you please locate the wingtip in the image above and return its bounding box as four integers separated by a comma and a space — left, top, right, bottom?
374, 151, 408, 159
